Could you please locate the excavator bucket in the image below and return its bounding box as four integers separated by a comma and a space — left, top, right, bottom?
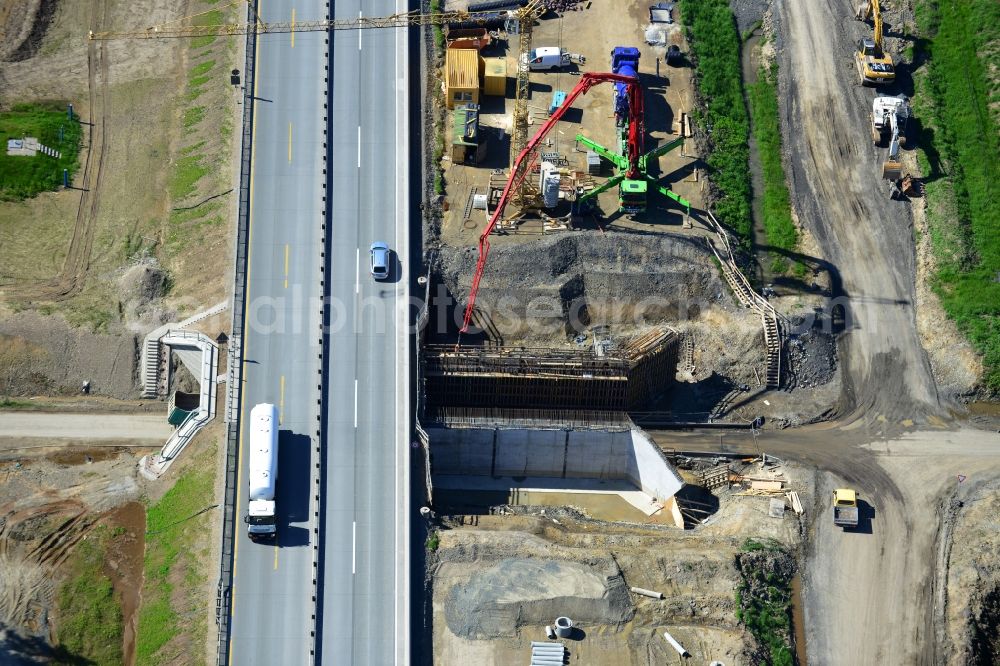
882, 159, 902, 181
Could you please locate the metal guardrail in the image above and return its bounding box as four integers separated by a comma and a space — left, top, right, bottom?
216, 3, 258, 664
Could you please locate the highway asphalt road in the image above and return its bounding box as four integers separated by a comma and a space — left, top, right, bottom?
227, 1, 327, 663
317, 0, 411, 663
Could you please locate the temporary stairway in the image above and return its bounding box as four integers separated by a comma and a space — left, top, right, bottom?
141, 337, 163, 398
703, 212, 783, 390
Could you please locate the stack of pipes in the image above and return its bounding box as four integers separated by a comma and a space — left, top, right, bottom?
529, 641, 566, 666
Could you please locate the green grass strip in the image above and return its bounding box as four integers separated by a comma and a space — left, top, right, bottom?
0, 102, 83, 201
136, 456, 215, 664
914, 0, 1000, 389
56, 527, 125, 666
170, 153, 209, 200
747, 62, 797, 271
680, 0, 751, 245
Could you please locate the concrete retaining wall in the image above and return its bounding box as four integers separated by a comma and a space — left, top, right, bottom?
427, 425, 683, 501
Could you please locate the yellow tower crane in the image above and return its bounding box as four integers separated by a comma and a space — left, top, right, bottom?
854, 0, 895, 86
507, 1, 543, 206
88, 1, 538, 41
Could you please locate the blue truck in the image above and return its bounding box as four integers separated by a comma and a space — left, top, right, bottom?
611, 46, 641, 126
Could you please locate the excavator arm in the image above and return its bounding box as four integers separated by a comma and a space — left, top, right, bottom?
872, 0, 883, 50
856, 0, 884, 51
459, 72, 642, 335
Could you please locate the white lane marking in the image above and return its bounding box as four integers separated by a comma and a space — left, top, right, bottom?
353, 378, 358, 428
352, 520, 357, 574
355, 247, 360, 294
357, 125, 361, 168
393, 11, 405, 665
358, 11, 363, 51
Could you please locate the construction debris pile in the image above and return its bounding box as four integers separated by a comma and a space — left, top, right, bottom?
679, 453, 804, 525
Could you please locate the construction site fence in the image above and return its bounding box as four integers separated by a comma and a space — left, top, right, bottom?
216, 5, 257, 665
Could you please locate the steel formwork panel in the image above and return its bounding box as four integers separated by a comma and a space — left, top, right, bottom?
422, 328, 679, 412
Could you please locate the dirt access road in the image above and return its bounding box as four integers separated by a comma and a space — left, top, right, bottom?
652, 423, 1000, 665
0, 411, 172, 442
774, 0, 940, 422
805, 429, 1000, 666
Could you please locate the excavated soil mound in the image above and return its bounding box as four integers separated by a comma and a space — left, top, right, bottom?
443, 557, 633, 639
440, 232, 729, 343
0, 311, 137, 398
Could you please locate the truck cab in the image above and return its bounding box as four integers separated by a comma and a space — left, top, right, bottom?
245, 501, 277, 541
832, 488, 860, 530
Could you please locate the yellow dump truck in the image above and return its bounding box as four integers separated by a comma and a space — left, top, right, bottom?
832, 488, 859, 529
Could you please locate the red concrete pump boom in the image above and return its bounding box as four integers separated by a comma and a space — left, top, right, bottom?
459, 71, 643, 335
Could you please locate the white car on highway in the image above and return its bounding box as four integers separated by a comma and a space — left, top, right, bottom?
370, 241, 390, 280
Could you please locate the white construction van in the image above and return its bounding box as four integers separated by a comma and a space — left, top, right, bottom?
522, 47, 584, 71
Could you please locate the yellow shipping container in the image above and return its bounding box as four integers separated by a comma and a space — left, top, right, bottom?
445, 48, 480, 109
481, 56, 507, 97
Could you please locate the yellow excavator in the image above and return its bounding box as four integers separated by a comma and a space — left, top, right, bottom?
855, 0, 895, 86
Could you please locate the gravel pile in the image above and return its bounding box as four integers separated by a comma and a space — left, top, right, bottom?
786, 331, 837, 388
543, 0, 586, 12
728, 0, 769, 34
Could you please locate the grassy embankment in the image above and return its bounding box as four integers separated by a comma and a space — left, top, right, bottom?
747, 61, 799, 275
165, 3, 234, 261
55, 526, 126, 665
430, 0, 446, 196
0, 103, 82, 201
736, 538, 795, 666
136, 445, 217, 664
679, 1, 751, 244
913, 0, 1000, 390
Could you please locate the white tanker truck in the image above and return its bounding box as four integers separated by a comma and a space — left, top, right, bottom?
244, 403, 278, 541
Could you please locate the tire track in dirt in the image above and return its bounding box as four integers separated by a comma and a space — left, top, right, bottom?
772, 2, 953, 664
22, 0, 109, 303
775, 0, 940, 423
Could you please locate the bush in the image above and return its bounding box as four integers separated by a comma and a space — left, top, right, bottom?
736, 546, 796, 664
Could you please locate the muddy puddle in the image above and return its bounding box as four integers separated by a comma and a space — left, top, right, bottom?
101, 501, 145, 666
791, 573, 808, 665
967, 401, 1000, 418
45, 447, 128, 466
741, 29, 771, 283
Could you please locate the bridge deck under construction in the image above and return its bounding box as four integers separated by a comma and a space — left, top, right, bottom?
422, 327, 679, 412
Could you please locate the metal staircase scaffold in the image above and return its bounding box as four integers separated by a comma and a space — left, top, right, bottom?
703, 212, 783, 390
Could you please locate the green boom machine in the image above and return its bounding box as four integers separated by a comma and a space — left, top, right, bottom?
574, 46, 691, 217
